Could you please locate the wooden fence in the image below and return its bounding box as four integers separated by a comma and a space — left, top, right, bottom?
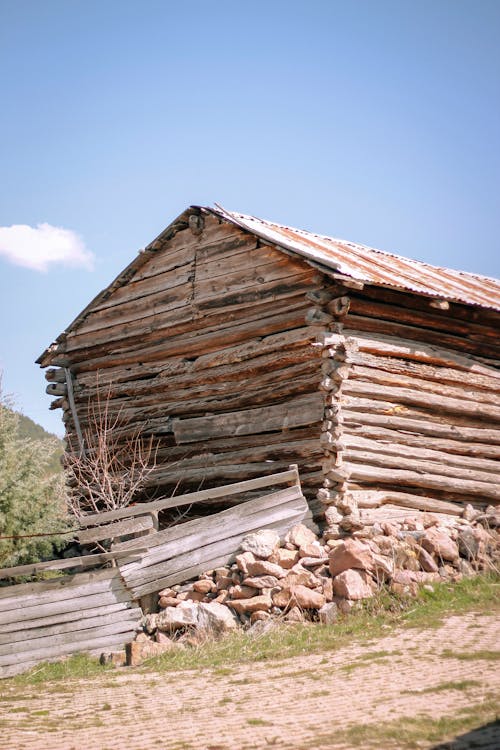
0, 466, 307, 678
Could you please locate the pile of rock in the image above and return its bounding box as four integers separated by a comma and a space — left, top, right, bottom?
124, 507, 498, 661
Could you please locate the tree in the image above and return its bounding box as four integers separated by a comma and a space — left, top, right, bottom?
0, 386, 70, 568
64, 384, 159, 519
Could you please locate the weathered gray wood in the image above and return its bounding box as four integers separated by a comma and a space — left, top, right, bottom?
0, 588, 133, 627
0, 567, 117, 602
113, 486, 305, 553
0, 601, 132, 635
79, 467, 299, 526
128, 509, 306, 598
77, 517, 154, 544
0, 623, 139, 668
0, 607, 141, 651
0, 548, 146, 580
172, 393, 324, 443
348, 489, 463, 515
121, 496, 306, 584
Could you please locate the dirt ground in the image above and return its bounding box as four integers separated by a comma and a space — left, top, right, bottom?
1, 611, 499, 750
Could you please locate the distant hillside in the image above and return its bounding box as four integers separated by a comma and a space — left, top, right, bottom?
15, 411, 64, 475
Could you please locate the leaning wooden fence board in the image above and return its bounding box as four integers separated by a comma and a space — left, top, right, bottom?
0, 569, 141, 678
0, 466, 306, 678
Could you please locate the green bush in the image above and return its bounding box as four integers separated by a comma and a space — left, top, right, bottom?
0, 393, 70, 568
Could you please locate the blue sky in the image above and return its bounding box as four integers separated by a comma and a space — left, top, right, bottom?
0, 0, 499, 436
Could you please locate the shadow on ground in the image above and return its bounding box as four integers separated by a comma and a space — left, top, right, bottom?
431, 719, 500, 749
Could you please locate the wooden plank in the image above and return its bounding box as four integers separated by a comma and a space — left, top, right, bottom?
128, 509, 306, 598
120, 495, 307, 580
172, 393, 324, 444
0, 601, 133, 635
77, 517, 154, 544
348, 489, 463, 515
114, 486, 304, 553
78, 467, 299, 526
0, 608, 141, 651
0, 548, 147, 580
0, 588, 134, 627
0, 570, 126, 611
0, 624, 139, 668
0, 567, 117, 602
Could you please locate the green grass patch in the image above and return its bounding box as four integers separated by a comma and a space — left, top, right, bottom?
402, 679, 482, 695
4, 573, 498, 688
246, 718, 273, 726
441, 649, 500, 661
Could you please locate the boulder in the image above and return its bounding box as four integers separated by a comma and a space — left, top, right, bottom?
240, 529, 280, 558
197, 602, 239, 635
328, 539, 374, 577
332, 569, 375, 600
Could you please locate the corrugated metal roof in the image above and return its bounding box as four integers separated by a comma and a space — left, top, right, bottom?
206, 205, 500, 311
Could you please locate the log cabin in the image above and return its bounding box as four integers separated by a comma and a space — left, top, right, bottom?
37, 205, 500, 531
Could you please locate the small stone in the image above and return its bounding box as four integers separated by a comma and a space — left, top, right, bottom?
197, 602, 239, 635
421, 528, 460, 562
328, 539, 374, 577
100, 651, 126, 667
226, 594, 272, 614
250, 610, 271, 624
300, 556, 329, 568
215, 576, 233, 591
235, 551, 256, 574
281, 570, 320, 589
269, 548, 299, 569
332, 569, 375, 600
158, 587, 176, 598
186, 591, 206, 602
229, 584, 257, 599
126, 638, 178, 666
417, 546, 439, 573
457, 528, 480, 560
462, 504, 478, 522
324, 506, 343, 526
240, 529, 280, 558
156, 601, 199, 631
299, 542, 324, 559
246, 560, 287, 578
321, 577, 334, 602
371, 554, 394, 580
158, 596, 180, 608
243, 575, 280, 589
193, 579, 215, 594
318, 601, 338, 625
381, 521, 399, 537
285, 524, 317, 549
273, 585, 325, 610
214, 567, 230, 581
283, 606, 305, 622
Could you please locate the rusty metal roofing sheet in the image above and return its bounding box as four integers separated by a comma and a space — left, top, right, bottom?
206, 205, 500, 311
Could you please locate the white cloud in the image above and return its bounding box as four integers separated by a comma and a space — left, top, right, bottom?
0, 222, 95, 272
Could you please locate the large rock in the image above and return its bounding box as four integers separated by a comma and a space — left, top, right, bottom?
328, 539, 374, 577
126, 637, 177, 666
246, 559, 287, 578
421, 528, 460, 562
285, 524, 317, 549
193, 579, 215, 594
156, 601, 199, 631
332, 569, 375, 600
240, 529, 280, 558
197, 602, 238, 635
226, 594, 272, 614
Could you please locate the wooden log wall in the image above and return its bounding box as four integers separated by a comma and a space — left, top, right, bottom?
44, 214, 334, 513
0, 569, 142, 678
316, 284, 500, 527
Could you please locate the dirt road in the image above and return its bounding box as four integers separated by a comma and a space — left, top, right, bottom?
1, 611, 498, 750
